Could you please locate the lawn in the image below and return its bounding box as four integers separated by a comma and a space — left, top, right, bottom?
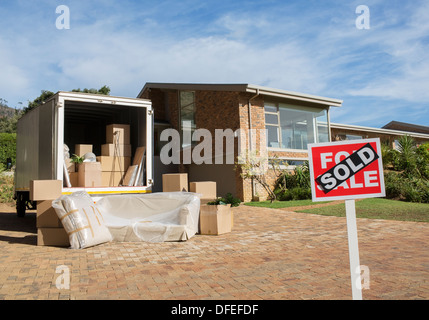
245, 198, 429, 222
297, 198, 429, 223
244, 199, 331, 209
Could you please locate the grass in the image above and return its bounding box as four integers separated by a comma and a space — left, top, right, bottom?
297, 198, 429, 223
244, 198, 429, 222
0, 173, 14, 204
244, 199, 331, 209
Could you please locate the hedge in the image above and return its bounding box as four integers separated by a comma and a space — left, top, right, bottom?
0, 133, 16, 167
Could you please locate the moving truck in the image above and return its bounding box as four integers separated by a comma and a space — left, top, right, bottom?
14, 91, 153, 217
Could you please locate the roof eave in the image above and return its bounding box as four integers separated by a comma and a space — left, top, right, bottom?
246, 84, 343, 107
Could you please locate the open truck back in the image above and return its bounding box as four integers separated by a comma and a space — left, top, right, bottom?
14, 91, 153, 216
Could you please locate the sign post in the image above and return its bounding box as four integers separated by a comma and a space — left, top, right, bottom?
308, 138, 385, 300
345, 199, 362, 300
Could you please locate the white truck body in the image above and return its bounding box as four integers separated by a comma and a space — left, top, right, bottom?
15, 91, 153, 206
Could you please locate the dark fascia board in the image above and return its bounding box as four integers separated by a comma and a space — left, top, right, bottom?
382, 120, 429, 134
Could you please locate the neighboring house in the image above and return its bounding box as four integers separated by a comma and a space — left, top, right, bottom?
138, 83, 429, 202
331, 122, 429, 149
138, 83, 342, 201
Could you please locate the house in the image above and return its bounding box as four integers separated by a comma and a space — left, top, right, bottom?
331, 122, 429, 149
138, 83, 429, 202
138, 83, 342, 202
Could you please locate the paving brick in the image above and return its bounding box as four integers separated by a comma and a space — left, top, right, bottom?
0, 204, 428, 300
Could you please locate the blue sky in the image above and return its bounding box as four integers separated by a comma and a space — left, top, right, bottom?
0, 0, 428, 128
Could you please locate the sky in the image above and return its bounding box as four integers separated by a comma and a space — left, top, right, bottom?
0, 0, 428, 128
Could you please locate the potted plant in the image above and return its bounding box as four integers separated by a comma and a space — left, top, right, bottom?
200, 193, 239, 235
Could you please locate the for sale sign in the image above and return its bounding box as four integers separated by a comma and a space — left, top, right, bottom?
308, 138, 385, 202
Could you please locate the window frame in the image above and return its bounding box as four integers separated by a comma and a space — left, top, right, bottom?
179, 90, 196, 148
264, 101, 330, 151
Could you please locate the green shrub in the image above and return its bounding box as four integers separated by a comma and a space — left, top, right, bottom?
274, 162, 311, 201
279, 187, 312, 201
0, 133, 16, 167
384, 171, 403, 199
207, 193, 241, 207
384, 171, 429, 203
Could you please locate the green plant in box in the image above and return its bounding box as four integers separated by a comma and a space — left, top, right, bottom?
207, 193, 241, 207
71, 154, 84, 164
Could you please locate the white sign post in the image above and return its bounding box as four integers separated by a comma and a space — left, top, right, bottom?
308, 138, 385, 300
345, 199, 362, 300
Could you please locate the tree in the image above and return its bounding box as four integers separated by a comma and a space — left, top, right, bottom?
0, 99, 21, 133
71, 85, 110, 95
236, 151, 285, 202
23, 90, 55, 115
22, 85, 110, 116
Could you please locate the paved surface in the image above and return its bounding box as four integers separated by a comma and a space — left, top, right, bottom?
0, 202, 428, 300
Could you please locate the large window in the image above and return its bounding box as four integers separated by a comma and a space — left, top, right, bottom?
179, 91, 196, 148
265, 102, 329, 150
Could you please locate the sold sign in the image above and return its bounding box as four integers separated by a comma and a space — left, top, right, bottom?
308, 138, 386, 300
308, 138, 385, 202
316, 143, 379, 193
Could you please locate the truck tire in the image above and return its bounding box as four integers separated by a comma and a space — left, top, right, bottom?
16, 192, 27, 218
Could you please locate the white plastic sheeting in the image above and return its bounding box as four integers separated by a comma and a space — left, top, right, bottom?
97, 192, 201, 243
52, 191, 201, 248
52, 191, 113, 249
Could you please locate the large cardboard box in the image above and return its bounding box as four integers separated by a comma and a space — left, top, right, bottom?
30, 180, 62, 201
75, 144, 93, 157
101, 171, 124, 187
106, 124, 130, 145
77, 162, 102, 187
162, 173, 188, 192
37, 227, 69, 247
190, 181, 216, 200
101, 144, 132, 157
96, 156, 131, 172
37, 200, 62, 228
200, 204, 232, 235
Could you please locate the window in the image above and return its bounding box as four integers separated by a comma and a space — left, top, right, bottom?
264, 102, 329, 150
336, 134, 363, 141
179, 91, 196, 148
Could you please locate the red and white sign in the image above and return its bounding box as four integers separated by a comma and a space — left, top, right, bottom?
308, 138, 385, 202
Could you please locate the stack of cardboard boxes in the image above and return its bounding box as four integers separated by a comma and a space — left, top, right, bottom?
98, 124, 131, 187
65, 124, 132, 188
31, 180, 69, 247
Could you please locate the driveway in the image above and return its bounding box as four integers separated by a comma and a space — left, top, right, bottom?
0, 202, 427, 300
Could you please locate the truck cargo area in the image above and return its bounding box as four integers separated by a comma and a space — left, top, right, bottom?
15, 91, 153, 216
62, 97, 152, 192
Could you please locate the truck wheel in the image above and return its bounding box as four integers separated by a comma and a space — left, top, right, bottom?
16, 192, 27, 218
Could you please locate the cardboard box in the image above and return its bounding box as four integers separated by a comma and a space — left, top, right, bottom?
106, 124, 130, 145
101, 144, 132, 157
69, 172, 79, 187
96, 156, 131, 172
37, 227, 69, 247
101, 171, 124, 187
162, 173, 188, 192
190, 181, 217, 200
75, 144, 93, 157
77, 162, 102, 187
30, 180, 62, 201
37, 200, 62, 228
200, 204, 232, 235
